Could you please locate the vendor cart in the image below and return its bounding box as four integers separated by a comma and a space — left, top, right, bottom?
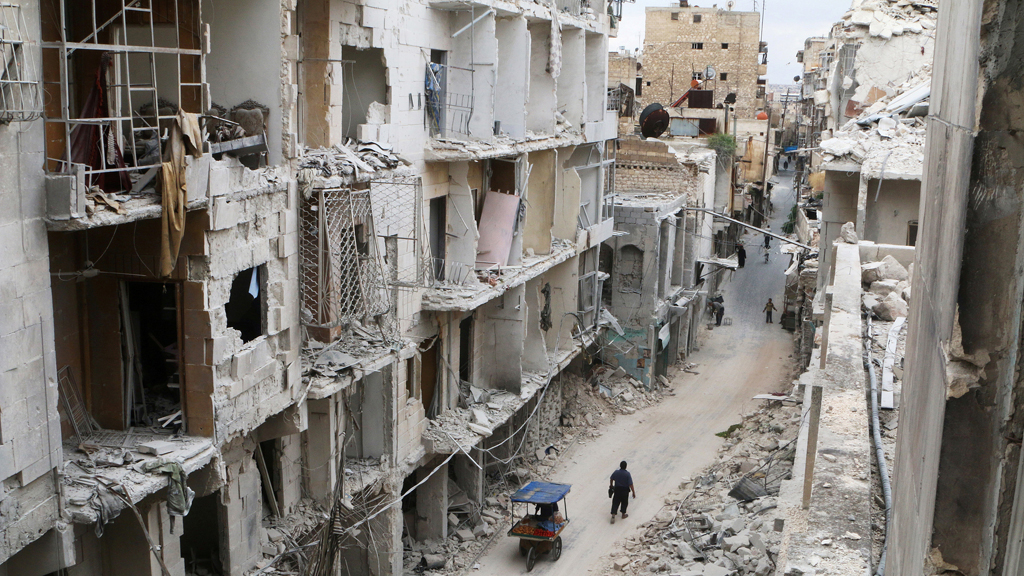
507, 481, 571, 571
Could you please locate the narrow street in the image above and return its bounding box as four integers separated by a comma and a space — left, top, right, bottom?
470, 173, 800, 575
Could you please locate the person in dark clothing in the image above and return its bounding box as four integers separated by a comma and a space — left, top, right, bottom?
764, 298, 778, 323
708, 301, 724, 326
737, 244, 746, 268
535, 502, 559, 522
763, 231, 771, 250
609, 461, 636, 523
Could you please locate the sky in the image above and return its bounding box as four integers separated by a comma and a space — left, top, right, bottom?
614, 0, 853, 85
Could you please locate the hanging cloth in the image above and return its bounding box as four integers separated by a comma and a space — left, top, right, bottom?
158, 110, 202, 277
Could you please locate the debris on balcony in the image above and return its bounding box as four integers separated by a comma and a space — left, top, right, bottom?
297, 142, 409, 194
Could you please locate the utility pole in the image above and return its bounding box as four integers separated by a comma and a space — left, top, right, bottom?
761, 105, 772, 225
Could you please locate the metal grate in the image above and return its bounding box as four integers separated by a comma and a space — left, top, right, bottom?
368, 178, 433, 289
0, 2, 43, 123
300, 188, 399, 343
425, 62, 474, 138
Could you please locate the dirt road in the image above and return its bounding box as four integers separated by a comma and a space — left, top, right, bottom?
469, 175, 800, 576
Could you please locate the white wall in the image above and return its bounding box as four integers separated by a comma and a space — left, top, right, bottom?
585, 32, 607, 125
527, 22, 556, 134
203, 0, 283, 164
495, 17, 529, 139
450, 10, 496, 141
557, 28, 586, 128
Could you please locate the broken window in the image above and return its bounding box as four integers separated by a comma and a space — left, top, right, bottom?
41, 0, 205, 192
226, 266, 265, 344
459, 315, 473, 385
692, 42, 704, 50
907, 220, 918, 246
181, 493, 224, 575
340, 45, 388, 141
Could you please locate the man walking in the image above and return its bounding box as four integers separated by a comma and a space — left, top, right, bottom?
737, 244, 746, 268
609, 461, 635, 523
764, 298, 777, 324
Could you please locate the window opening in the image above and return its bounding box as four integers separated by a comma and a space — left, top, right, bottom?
419, 338, 440, 419
257, 439, 281, 515
671, 12, 679, 20
429, 197, 447, 281
0, 3, 43, 124
340, 45, 387, 141
691, 42, 703, 50
720, 72, 728, 81
721, 43, 729, 49
41, 0, 205, 191
693, 14, 702, 23
124, 281, 182, 428
459, 315, 473, 385
226, 266, 264, 344
907, 220, 918, 246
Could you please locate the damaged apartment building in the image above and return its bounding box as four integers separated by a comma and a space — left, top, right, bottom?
602, 136, 732, 387
0, 0, 620, 575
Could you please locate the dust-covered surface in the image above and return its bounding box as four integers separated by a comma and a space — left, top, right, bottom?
402, 368, 680, 575
590, 401, 802, 576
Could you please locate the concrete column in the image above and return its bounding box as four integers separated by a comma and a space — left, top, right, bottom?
219, 454, 263, 576
362, 371, 386, 458
368, 478, 404, 576
304, 397, 336, 506
279, 434, 303, 514
416, 460, 449, 541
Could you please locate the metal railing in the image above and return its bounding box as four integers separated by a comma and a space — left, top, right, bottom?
425, 62, 474, 139
0, 3, 43, 124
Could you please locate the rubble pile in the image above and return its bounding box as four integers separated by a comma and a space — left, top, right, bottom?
592, 365, 675, 416
297, 141, 407, 192
250, 499, 329, 575
596, 403, 802, 576
860, 254, 912, 321
836, 0, 937, 40
817, 73, 929, 171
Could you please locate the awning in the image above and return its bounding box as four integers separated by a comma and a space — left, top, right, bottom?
511, 481, 572, 504
696, 256, 739, 271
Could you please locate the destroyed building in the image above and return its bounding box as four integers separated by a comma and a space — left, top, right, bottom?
0, 0, 622, 575
794, 0, 935, 290
603, 137, 732, 386
642, 3, 767, 118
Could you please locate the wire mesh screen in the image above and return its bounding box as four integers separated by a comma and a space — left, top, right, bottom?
0, 3, 43, 123
300, 188, 398, 343
368, 178, 433, 289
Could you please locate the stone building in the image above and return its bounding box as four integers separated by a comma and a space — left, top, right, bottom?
642, 4, 766, 118
603, 137, 731, 386
0, 0, 620, 575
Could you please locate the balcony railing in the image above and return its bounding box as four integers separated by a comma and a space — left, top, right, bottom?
426, 62, 475, 139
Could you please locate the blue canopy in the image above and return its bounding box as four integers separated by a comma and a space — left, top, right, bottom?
510, 482, 571, 504
784, 146, 798, 153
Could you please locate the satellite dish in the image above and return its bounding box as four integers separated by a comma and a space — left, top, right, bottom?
639, 103, 670, 138
705, 65, 717, 80
727, 0, 734, 9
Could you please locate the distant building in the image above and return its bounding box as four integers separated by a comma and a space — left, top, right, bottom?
642, 4, 767, 118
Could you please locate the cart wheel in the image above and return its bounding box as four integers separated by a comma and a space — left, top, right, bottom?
552, 536, 562, 561
519, 543, 528, 557
526, 546, 537, 572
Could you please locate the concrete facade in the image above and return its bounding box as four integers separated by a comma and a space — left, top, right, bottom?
888, 1, 1024, 574
642, 6, 765, 118
0, 1, 620, 576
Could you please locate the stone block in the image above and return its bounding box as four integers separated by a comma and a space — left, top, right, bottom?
232, 349, 253, 379
212, 198, 243, 230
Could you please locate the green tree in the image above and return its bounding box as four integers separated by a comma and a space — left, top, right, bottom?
707, 133, 737, 158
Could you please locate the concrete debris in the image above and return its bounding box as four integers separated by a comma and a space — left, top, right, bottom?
596, 403, 799, 576
297, 141, 407, 196
838, 222, 859, 244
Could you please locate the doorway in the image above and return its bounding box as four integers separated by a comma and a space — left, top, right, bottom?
124, 281, 182, 427
420, 338, 441, 419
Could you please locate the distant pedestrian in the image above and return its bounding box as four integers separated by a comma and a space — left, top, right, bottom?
737, 245, 746, 268
764, 298, 777, 324
609, 461, 635, 524
708, 301, 724, 326
763, 228, 771, 250
783, 159, 789, 170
